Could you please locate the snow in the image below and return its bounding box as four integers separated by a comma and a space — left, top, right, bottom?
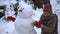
32, 8, 43, 34
0, 20, 15, 34
32, 8, 43, 21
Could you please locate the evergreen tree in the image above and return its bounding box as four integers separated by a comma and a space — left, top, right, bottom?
0, 5, 6, 18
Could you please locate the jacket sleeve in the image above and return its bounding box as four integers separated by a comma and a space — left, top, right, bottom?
40, 16, 57, 32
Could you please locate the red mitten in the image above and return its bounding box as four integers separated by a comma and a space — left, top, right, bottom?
34, 21, 42, 28
7, 16, 16, 22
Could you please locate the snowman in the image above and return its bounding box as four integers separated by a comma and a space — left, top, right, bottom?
0, 0, 16, 34
14, 1, 42, 34
0, 5, 14, 34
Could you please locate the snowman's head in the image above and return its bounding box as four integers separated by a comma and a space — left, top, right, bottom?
18, 1, 33, 19
4, 4, 16, 19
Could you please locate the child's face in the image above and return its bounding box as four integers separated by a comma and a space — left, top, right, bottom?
43, 11, 51, 17
43, 4, 52, 17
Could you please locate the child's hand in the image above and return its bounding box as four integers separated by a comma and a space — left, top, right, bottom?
33, 21, 42, 28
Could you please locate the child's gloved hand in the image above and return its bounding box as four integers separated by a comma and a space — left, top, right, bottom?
33, 21, 42, 28
7, 16, 16, 22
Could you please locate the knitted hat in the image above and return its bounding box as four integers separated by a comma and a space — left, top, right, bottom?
43, 3, 52, 13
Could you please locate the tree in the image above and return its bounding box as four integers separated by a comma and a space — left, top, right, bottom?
32, 0, 50, 8
0, 5, 6, 18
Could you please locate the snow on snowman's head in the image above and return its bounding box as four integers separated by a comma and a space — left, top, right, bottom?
18, 1, 33, 19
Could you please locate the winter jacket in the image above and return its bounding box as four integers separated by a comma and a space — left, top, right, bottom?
40, 13, 58, 34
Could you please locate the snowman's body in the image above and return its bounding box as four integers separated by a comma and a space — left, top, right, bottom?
15, 16, 36, 34
14, 1, 37, 34
0, 17, 15, 34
